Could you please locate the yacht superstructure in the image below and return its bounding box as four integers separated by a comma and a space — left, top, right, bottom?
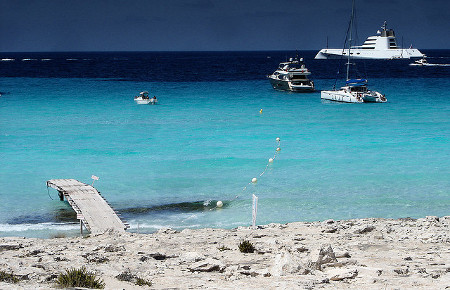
268, 57, 314, 92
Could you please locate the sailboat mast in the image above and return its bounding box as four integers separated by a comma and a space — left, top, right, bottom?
346, 0, 355, 81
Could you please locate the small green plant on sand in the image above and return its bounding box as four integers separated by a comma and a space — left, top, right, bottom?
56, 266, 105, 289
135, 277, 152, 287
239, 240, 255, 253
0, 271, 20, 284
116, 271, 152, 287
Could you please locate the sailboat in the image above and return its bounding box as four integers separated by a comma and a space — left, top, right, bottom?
321, 0, 387, 103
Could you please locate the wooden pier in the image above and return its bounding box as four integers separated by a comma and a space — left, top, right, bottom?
46, 179, 129, 234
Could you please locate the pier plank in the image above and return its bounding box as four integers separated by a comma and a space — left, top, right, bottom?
46, 179, 127, 234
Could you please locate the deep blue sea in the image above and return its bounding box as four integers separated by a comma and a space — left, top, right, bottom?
1, 50, 449, 238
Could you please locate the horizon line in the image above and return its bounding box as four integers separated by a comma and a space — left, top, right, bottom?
0, 48, 447, 54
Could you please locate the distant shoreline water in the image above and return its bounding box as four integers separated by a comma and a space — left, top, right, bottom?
1, 50, 449, 238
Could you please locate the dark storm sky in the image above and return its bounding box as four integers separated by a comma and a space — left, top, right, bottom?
0, 0, 448, 52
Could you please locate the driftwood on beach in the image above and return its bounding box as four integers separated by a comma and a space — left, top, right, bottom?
0, 216, 449, 289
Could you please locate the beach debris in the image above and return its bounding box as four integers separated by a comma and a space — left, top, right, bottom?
335, 251, 351, 258
149, 253, 171, 260
181, 251, 205, 263
82, 253, 109, 264
297, 246, 308, 253
188, 258, 225, 272
354, 225, 375, 234
272, 251, 305, 276
26, 249, 44, 257
308, 244, 338, 271
328, 269, 358, 281
104, 244, 125, 252
0, 244, 23, 252
393, 267, 410, 276
218, 245, 231, 251
156, 228, 178, 234
45, 274, 58, 282
323, 227, 338, 233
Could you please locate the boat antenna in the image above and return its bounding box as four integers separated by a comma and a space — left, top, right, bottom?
326, 36, 329, 49
346, 0, 356, 81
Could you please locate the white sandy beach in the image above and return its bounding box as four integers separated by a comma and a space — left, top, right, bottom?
1, 216, 449, 289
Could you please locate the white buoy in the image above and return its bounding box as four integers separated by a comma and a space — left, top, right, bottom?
216, 201, 223, 208
251, 177, 258, 183
276, 137, 280, 142
276, 147, 281, 151
268, 158, 274, 163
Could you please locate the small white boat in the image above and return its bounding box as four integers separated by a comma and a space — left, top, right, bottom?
409, 57, 429, 66
409, 56, 450, 67
268, 57, 314, 92
134, 91, 158, 105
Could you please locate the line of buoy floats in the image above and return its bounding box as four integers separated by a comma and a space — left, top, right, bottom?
210, 136, 281, 211
181, 108, 281, 226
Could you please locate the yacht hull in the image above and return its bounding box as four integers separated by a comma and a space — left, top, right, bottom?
315, 48, 424, 60
269, 78, 314, 92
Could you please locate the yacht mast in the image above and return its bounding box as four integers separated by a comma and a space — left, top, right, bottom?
346, 0, 355, 81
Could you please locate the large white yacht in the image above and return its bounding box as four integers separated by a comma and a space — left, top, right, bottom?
315, 21, 424, 60
321, 0, 387, 103
268, 57, 314, 92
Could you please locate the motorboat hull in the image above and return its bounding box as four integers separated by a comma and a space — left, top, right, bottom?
269, 78, 314, 92
134, 98, 157, 105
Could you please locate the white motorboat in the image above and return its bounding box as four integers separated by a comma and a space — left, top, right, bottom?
409, 56, 450, 67
409, 56, 429, 66
315, 21, 423, 60
321, 0, 387, 103
268, 57, 314, 92
134, 91, 157, 105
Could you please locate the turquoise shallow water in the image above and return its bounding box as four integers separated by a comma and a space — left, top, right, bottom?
1, 73, 449, 237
